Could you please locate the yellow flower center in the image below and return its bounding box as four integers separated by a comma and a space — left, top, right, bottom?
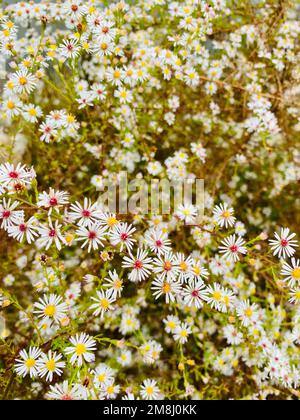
107, 216, 117, 227
180, 330, 188, 337
162, 282, 171, 294
98, 373, 106, 382
19, 76, 28, 85
244, 308, 253, 318
212, 291, 222, 301
28, 108, 37, 116
106, 385, 114, 394
7, 101, 15, 110
146, 386, 154, 395
295, 291, 300, 300
222, 210, 231, 218
114, 279, 123, 289
167, 321, 176, 329
292, 268, 300, 280
25, 358, 36, 368
180, 262, 188, 271
75, 343, 86, 355
46, 359, 56, 371
100, 298, 110, 310
44, 304, 57, 317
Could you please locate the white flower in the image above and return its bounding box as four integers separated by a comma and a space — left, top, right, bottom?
153, 252, 180, 281
269, 228, 298, 259
37, 351, 65, 382
93, 363, 115, 389
46, 380, 85, 400
236, 300, 259, 327
0, 198, 23, 229
34, 294, 68, 324
145, 229, 172, 256
69, 198, 102, 227
122, 249, 153, 282
219, 235, 247, 262
37, 219, 66, 250
37, 188, 69, 214
90, 289, 116, 318
281, 258, 300, 287
213, 202, 236, 228
140, 379, 161, 400
76, 222, 107, 252
151, 277, 182, 303
176, 203, 198, 224
182, 280, 209, 308
103, 270, 124, 298
15, 347, 42, 378
109, 222, 136, 252
11, 69, 36, 94
7, 216, 39, 243
65, 333, 96, 367
173, 322, 192, 344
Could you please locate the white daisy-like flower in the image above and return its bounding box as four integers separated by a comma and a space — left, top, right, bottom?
153, 251, 180, 281
37, 350, 65, 382
182, 280, 209, 308
269, 228, 298, 259
236, 300, 259, 327
37, 219, 66, 251
65, 333, 96, 367
69, 198, 102, 227
34, 294, 68, 324
281, 258, 300, 287
0, 198, 24, 229
37, 188, 69, 214
151, 277, 182, 303
93, 363, 115, 389
173, 322, 192, 344
15, 347, 42, 378
122, 249, 153, 282
145, 228, 172, 255
213, 202, 236, 228
76, 222, 107, 252
219, 235, 247, 262
140, 379, 161, 400
103, 270, 124, 298
90, 289, 116, 318
46, 380, 86, 400
109, 222, 136, 252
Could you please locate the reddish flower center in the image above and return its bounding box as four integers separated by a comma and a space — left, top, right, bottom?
82, 209, 91, 218
88, 231, 96, 240
49, 197, 58, 206
230, 245, 238, 253
281, 239, 288, 247
67, 44, 74, 51
19, 224, 27, 232
120, 233, 129, 241
49, 229, 56, 237
155, 240, 163, 247
61, 394, 73, 400
192, 290, 199, 297
134, 260, 143, 269
44, 126, 51, 133
102, 26, 109, 33
2, 210, 11, 218
9, 171, 18, 179
71, 5, 78, 12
